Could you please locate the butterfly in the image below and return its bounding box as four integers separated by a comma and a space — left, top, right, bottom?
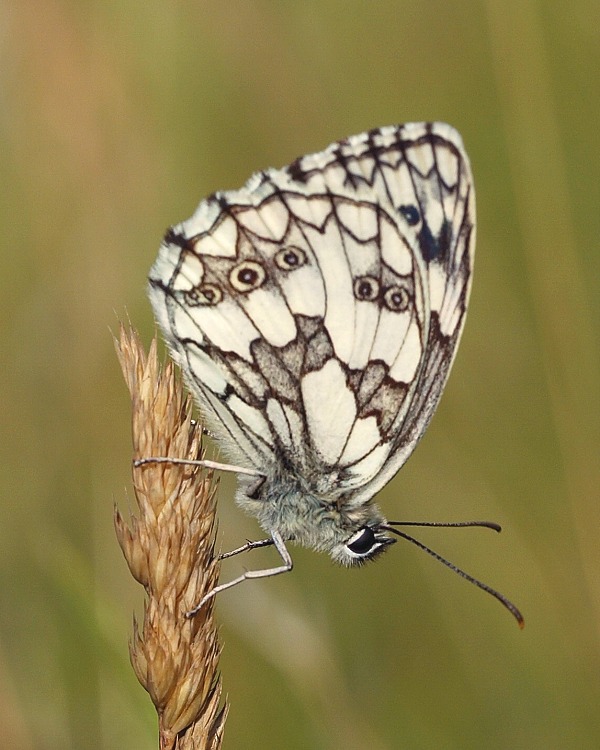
146, 122, 522, 625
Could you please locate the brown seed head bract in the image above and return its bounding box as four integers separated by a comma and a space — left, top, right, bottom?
114, 325, 227, 750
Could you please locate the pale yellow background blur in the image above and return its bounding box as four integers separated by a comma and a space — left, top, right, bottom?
2, 2, 599, 748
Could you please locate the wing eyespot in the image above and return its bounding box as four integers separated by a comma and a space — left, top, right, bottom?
383, 285, 411, 312
183, 283, 223, 307
275, 246, 307, 271
399, 204, 420, 226
354, 275, 380, 302
230, 260, 267, 293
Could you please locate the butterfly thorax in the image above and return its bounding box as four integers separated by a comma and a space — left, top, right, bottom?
235, 467, 386, 563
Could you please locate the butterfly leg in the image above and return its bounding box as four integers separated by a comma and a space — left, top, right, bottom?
186, 530, 292, 617
134, 455, 262, 477
219, 537, 274, 560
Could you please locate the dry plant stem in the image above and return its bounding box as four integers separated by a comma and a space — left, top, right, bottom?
114, 325, 227, 750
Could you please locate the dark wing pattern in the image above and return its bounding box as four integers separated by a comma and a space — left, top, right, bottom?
149, 123, 474, 500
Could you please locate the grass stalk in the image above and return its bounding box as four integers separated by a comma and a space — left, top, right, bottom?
114, 325, 227, 750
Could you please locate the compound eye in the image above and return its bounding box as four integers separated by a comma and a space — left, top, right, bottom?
346, 527, 377, 556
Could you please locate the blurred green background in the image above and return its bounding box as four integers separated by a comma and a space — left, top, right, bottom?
2, 1, 599, 748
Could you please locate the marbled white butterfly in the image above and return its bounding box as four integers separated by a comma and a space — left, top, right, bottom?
146, 122, 522, 624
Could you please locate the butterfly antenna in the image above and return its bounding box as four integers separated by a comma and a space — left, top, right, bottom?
382, 525, 524, 628
387, 519, 502, 532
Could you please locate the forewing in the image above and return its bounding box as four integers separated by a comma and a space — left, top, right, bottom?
331, 123, 476, 502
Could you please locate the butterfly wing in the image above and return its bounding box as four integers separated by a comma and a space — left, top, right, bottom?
319, 122, 476, 503
149, 123, 474, 497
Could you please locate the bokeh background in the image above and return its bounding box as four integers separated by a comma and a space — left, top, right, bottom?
2, 2, 599, 748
